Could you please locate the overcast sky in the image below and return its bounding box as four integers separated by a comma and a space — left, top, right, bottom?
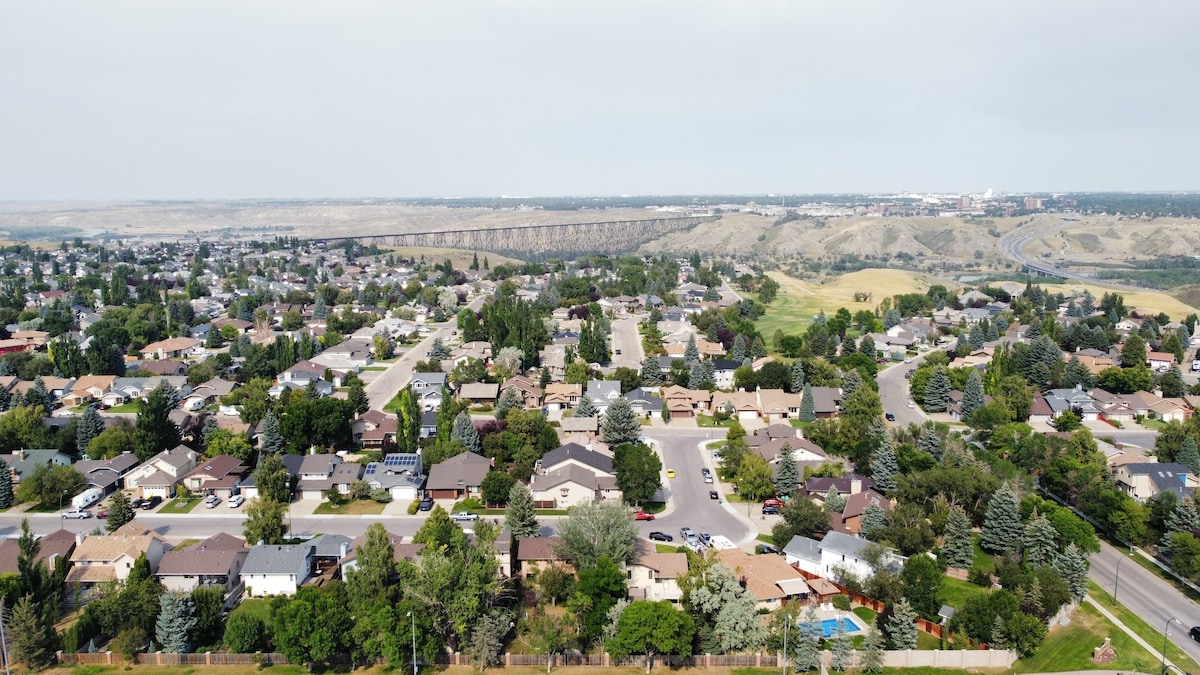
2, 1, 1198, 200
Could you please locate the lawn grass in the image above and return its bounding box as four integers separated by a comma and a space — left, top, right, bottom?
655, 543, 678, 553
756, 269, 933, 341
1014, 600, 1161, 673
1122, 545, 1200, 602
1138, 418, 1167, 431
103, 401, 139, 413
158, 497, 201, 514
1087, 583, 1200, 674
361, 366, 388, 371
312, 499, 386, 515
228, 597, 273, 624
697, 414, 738, 428
971, 536, 996, 573
939, 576, 988, 611
757, 533, 775, 544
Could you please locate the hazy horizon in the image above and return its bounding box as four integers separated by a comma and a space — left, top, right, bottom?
3, 1, 1198, 201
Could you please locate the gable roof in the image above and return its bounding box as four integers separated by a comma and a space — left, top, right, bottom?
241, 543, 312, 573
426, 452, 492, 490
541, 443, 613, 475
0, 529, 75, 574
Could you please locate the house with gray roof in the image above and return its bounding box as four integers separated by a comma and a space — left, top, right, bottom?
1, 448, 73, 487
72, 453, 140, 495
157, 532, 248, 593
625, 387, 663, 418
1113, 462, 1198, 503
241, 543, 315, 597
426, 451, 492, 500
1043, 385, 1102, 420
584, 381, 622, 413
540, 443, 613, 477
784, 531, 897, 582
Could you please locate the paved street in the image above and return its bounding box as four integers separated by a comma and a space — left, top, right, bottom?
609, 316, 644, 370
1090, 540, 1200, 665
876, 352, 937, 427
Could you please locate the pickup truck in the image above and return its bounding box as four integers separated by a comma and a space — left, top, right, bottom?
451, 511, 479, 522
64, 509, 92, 519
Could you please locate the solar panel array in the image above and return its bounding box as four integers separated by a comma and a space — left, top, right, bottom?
364, 463, 378, 476
383, 454, 419, 469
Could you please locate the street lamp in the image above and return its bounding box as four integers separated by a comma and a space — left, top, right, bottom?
1113, 547, 1136, 605
1162, 617, 1182, 675
407, 610, 417, 675
781, 615, 788, 675
58, 489, 69, 530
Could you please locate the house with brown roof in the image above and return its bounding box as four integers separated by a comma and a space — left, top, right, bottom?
515, 536, 570, 577
810, 386, 842, 419
835, 489, 893, 535
180, 454, 249, 498
426, 452, 492, 500
660, 385, 710, 419
757, 389, 802, 422
710, 390, 761, 422
61, 374, 117, 407
67, 532, 167, 593
157, 532, 248, 593
338, 530, 425, 579
352, 410, 399, 448
530, 465, 621, 509
137, 360, 188, 376
543, 383, 582, 411
295, 454, 342, 500
459, 382, 499, 406
124, 445, 200, 498
713, 548, 810, 611
140, 336, 202, 360
0, 529, 75, 575
627, 552, 688, 602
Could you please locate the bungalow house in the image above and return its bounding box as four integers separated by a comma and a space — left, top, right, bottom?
1, 448, 72, 486
124, 445, 199, 498
1075, 348, 1118, 375
758, 389, 802, 423
805, 474, 876, 501
105, 376, 192, 406
61, 375, 117, 407
157, 532, 248, 593
138, 360, 188, 377
311, 340, 374, 369
627, 551, 689, 602
295, 454, 342, 500
10, 330, 49, 349
543, 383, 582, 411
559, 416, 600, 439
364, 454, 425, 501
73, 453, 140, 495
584, 381, 623, 413
785, 531, 894, 582
451, 341, 493, 367
459, 382, 499, 406
279, 360, 338, 387
352, 410, 399, 448
501, 375, 543, 409
339, 530, 425, 578
530, 465, 620, 508
540, 443, 614, 477
1149, 398, 1191, 423
180, 454, 249, 498
241, 543, 314, 597
183, 378, 237, 411
1043, 385, 1102, 420
660, 385, 710, 419
710, 390, 760, 422
1029, 393, 1055, 425
0, 529, 75, 575
713, 548, 810, 611
810, 387, 842, 419
625, 387, 663, 419
11, 377, 75, 403
425, 451, 492, 500
1148, 351, 1178, 372
516, 537, 569, 578
140, 336, 202, 360
1113, 462, 1198, 503
835, 490, 893, 536
67, 532, 167, 594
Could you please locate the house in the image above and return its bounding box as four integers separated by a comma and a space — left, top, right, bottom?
67, 532, 167, 593
352, 410, 399, 447
625, 388, 663, 418
409, 372, 448, 402
758, 389, 801, 422
61, 374, 117, 407
138, 360, 189, 377
426, 452, 492, 500
805, 474, 875, 500
11, 377, 75, 402
530, 465, 621, 509
540, 442, 613, 477
584, 380, 623, 413
502, 375, 543, 408
295, 454, 342, 500
1075, 348, 1117, 375
180, 454, 249, 498
183, 378, 237, 411
709, 359, 742, 390
1113, 462, 1198, 503
72, 453, 140, 495
543, 383, 582, 411
660, 385, 710, 419
124, 445, 200, 498
239, 453, 304, 500
241, 543, 315, 597
330, 462, 365, 496
364, 454, 426, 501
339, 530, 425, 578
1029, 393, 1055, 425
106, 376, 192, 405
0, 448, 72, 486
156, 532, 248, 593
710, 390, 760, 421
559, 416, 600, 439
1043, 385, 1101, 420
0, 529, 75, 575
516, 537, 569, 578
452, 341, 492, 366
835, 490, 893, 535
1148, 351, 1178, 372
140, 336, 202, 360
810, 386, 842, 418
627, 552, 688, 602
420, 410, 438, 439
785, 531, 892, 582
713, 548, 810, 611
459, 382, 499, 406
311, 340, 374, 369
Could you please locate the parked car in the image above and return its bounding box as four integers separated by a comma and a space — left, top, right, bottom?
907, 400, 915, 408
885, 412, 896, 422
633, 510, 655, 521
1190, 626, 1200, 643
709, 490, 719, 500
680, 526, 695, 539
228, 495, 245, 508
762, 505, 780, 515
763, 498, 783, 508
129, 497, 144, 509
96, 510, 109, 519
756, 543, 780, 555
205, 495, 221, 508
418, 496, 434, 511
451, 511, 479, 522
63, 509, 92, 519
648, 531, 673, 542
699, 532, 712, 546
141, 496, 163, 510
615, 349, 622, 355
666, 469, 675, 479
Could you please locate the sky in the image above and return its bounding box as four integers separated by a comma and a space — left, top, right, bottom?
2, 1, 1198, 200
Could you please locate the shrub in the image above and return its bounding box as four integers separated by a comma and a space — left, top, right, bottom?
407, 499, 421, 515
369, 488, 392, 503
969, 566, 993, 587
832, 595, 852, 611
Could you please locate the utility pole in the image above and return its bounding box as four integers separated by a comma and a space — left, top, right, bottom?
0, 599, 11, 675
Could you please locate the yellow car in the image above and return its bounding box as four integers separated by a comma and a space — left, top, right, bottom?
666, 469, 675, 479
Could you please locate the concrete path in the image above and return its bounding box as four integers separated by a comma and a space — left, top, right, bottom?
1084, 595, 1176, 672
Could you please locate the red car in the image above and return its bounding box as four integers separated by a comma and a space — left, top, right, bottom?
633, 511, 655, 521
96, 510, 109, 519
763, 498, 783, 508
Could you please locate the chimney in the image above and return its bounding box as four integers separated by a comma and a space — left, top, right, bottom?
76, 532, 84, 547
340, 542, 349, 558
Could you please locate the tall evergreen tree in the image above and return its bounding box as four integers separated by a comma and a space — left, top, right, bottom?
0, 458, 12, 510
574, 394, 598, 418
1178, 438, 1200, 477
841, 370, 863, 401
260, 410, 284, 454
924, 366, 951, 413
942, 506, 975, 570
790, 360, 805, 393
76, 406, 106, 456
861, 502, 887, 538
1052, 542, 1090, 601
1161, 498, 1200, 554
0, 385, 11, 412
861, 629, 885, 674
980, 481, 1022, 554
398, 388, 422, 453
684, 334, 700, 365
495, 386, 521, 419
506, 482, 539, 539
9, 594, 50, 669
1023, 510, 1060, 568
750, 336, 766, 360
156, 591, 198, 653
798, 383, 816, 422
870, 433, 898, 494
774, 443, 799, 495
1061, 355, 1094, 390
435, 387, 457, 440
885, 598, 918, 650
312, 293, 328, 319
961, 370, 985, 420
641, 355, 663, 386
347, 378, 369, 415
106, 490, 135, 533
452, 411, 482, 454
729, 335, 746, 362
200, 415, 219, 450
602, 397, 642, 447
918, 427, 942, 458
792, 606, 822, 672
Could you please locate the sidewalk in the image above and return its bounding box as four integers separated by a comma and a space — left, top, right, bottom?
1083, 596, 1175, 672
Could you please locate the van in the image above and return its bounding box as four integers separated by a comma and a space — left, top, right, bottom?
72, 487, 103, 510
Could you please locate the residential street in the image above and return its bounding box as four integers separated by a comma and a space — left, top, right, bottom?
608, 316, 644, 370
876, 354, 932, 427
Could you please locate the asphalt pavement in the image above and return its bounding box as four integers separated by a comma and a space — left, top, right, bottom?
609, 317, 644, 370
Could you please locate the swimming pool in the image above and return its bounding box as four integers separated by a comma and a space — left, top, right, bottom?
807, 617, 861, 638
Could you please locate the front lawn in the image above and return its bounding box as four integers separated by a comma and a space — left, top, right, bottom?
1087, 583, 1200, 674
1014, 601, 1164, 673
103, 401, 139, 413
158, 497, 201, 514
313, 500, 386, 515
697, 414, 738, 428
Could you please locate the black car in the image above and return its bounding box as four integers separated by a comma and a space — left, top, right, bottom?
130, 497, 144, 509
709, 490, 719, 500
1190, 626, 1200, 643
762, 505, 780, 515
885, 413, 896, 421
418, 497, 434, 511
141, 496, 163, 510
648, 531, 673, 542
756, 543, 779, 555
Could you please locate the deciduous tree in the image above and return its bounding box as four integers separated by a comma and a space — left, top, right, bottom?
606, 600, 694, 674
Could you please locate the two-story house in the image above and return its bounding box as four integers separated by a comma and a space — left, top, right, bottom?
156, 532, 248, 593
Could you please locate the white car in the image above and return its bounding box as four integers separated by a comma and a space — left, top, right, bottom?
64, 509, 92, 519
451, 511, 479, 522
228, 495, 245, 508
205, 495, 221, 508
906, 400, 915, 408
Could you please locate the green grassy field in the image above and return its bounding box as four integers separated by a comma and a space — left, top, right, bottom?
939, 576, 987, 611
158, 497, 201, 514
1087, 584, 1200, 674
312, 499, 386, 515
1014, 600, 1159, 673
755, 269, 934, 340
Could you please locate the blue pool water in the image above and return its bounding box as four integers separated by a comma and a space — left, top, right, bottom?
809, 618, 860, 638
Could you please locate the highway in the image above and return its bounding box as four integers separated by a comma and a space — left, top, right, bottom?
997, 217, 1143, 292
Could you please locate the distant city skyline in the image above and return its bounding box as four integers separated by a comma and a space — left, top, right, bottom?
2, 1, 1198, 200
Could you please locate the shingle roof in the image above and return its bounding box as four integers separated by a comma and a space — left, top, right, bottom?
158, 548, 244, 576
541, 443, 613, 475
241, 543, 311, 574
426, 452, 491, 490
